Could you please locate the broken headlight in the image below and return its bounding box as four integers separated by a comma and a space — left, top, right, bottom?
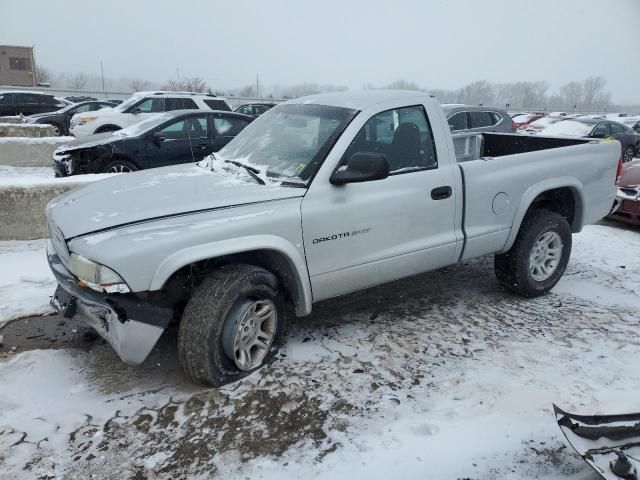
68, 253, 130, 294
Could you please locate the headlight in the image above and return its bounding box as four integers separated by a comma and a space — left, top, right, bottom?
78, 117, 97, 125
68, 253, 130, 293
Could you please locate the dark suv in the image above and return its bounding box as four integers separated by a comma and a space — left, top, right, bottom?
442, 104, 515, 134
0, 91, 70, 116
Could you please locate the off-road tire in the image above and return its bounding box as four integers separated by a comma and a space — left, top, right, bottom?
178, 264, 288, 387
494, 210, 572, 297
102, 159, 138, 173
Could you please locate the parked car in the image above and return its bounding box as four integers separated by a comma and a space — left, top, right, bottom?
64, 96, 97, 103
69, 91, 231, 138
621, 116, 640, 134
0, 91, 70, 116
46, 90, 620, 386
512, 113, 544, 129
609, 161, 640, 226
24, 100, 117, 136
542, 118, 640, 162
519, 116, 563, 134
233, 103, 275, 117
442, 105, 515, 133
53, 109, 253, 176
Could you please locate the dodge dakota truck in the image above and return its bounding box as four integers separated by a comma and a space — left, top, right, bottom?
46, 90, 622, 386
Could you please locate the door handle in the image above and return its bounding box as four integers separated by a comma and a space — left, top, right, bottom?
431, 186, 452, 200
194, 143, 208, 150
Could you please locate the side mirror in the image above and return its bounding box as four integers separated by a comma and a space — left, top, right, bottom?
152, 132, 166, 142
330, 152, 389, 186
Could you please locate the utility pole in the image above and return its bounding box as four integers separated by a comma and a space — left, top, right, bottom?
100, 61, 105, 97
256, 74, 259, 100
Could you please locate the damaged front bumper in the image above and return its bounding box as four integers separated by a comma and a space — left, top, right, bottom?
47, 242, 172, 365
555, 404, 640, 480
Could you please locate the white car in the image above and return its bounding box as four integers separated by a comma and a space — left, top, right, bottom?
69, 91, 231, 138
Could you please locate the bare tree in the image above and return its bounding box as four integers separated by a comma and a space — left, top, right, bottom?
36, 65, 52, 84
68, 73, 88, 90
161, 76, 210, 93
129, 78, 150, 92
456, 80, 495, 105
239, 85, 256, 97
384, 79, 423, 91
559, 81, 584, 109
582, 76, 611, 108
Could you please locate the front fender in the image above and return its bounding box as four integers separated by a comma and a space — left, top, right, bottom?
501, 177, 585, 253
149, 234, 313, 316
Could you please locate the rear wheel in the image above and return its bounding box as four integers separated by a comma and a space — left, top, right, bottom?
50, 123, 63, 136
102, 159, 137, 173
494, 210, 572, 297
178, 264, 288, 387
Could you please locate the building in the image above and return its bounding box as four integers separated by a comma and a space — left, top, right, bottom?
0, 45, 37, 87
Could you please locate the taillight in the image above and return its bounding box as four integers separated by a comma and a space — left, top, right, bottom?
511, 121, 517, 131
616, 156, 623, 186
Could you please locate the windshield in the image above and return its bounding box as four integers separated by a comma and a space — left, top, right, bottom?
115, 113, 174, 137
215, 103, 356, 182
113, 95, 143, 113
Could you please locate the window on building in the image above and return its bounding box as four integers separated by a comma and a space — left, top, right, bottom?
9, 57, 31, 71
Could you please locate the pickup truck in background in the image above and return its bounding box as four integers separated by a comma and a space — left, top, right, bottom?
45, 90, 622, 387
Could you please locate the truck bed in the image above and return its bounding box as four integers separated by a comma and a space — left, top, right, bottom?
453, 132, 620, 262
453, 132, 590, 163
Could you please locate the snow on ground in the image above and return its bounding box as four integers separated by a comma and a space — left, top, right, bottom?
0, 166, 113, 187
0, 240, 54, 329
0, 223, 639, 479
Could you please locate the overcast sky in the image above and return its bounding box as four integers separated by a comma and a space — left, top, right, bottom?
2, 0, 639, 102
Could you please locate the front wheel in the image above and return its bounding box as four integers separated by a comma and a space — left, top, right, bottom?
494, 210, 572, 297
623, 146, 635, 163
178, 264, 288, 387
102, 159, 138, 173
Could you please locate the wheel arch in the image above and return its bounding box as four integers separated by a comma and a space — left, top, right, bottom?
502, 178, 584, 252
149, 235, 313, 317
94, 124, 122, 134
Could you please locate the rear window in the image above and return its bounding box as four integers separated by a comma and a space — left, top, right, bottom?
470, 111, 493, 128
610, 123, 627, 135
165, 98, 198, 111
204, 99, 231, 111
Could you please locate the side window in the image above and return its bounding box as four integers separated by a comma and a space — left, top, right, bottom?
186, 115, 208, 139
253, 105, 270, 114
592, 123, 610, 137
489, 112, 503, 125
213, 116, 250, 136
343, 105, 437, 173
469, 111, 493, 128
204, 99, 231, 111
448, 112, 468, 131
165, 97, 198, 111
132, 98, 164, 113
236, 105, 253, 115
610, 123, 626, 135
0, 93, 13, 105
157, 118, 187, 139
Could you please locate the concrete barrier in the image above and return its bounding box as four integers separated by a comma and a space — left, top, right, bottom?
0, 116, 23, 124
0, 123, 56, 137
0, 137, 74, 167
0, 183, 83, 240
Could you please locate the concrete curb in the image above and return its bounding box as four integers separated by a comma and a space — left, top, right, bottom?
0, 137, 73, 167
0, 123, 56, 137
0, 182, 86, 240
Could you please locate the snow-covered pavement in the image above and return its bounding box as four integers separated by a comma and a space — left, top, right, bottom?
0, 222, 639, 479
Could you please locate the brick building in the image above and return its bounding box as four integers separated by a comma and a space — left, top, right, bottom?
0, 45, 37, 87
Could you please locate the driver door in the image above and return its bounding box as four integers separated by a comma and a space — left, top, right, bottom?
147, 114, 212, 168
302, 104, 459, 301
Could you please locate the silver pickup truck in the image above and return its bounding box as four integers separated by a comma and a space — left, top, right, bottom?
46, 91, 622, 386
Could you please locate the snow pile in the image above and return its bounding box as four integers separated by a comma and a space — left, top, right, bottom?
0, 240, 55, 328
539, 120, 592, 137
0, 136, 74, 145
0, 166, 114, 187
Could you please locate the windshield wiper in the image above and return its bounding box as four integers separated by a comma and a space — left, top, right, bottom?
224, 159, 265, 185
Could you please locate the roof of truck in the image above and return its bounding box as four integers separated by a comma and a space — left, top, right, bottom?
287, 90, 431, 110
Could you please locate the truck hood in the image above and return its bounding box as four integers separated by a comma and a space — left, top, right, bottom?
48, 164, 305, 239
